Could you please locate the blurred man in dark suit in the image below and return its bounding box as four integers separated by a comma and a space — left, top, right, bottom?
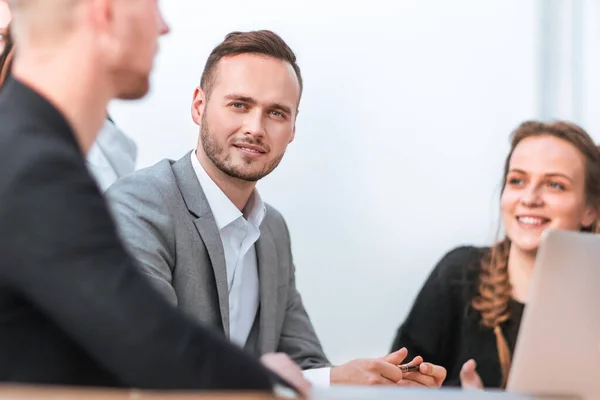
0, 0, 308, 393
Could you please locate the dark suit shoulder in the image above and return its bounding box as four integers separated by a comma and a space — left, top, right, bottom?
0, 79, 79, 175
0, 132, 86, 200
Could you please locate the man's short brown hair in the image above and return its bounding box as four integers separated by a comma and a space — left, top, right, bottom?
200, 30, 302, 100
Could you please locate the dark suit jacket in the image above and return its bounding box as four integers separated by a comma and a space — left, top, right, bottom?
0, 77, 278, 390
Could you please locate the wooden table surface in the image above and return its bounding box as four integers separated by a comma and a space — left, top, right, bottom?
0, 385, 282, 400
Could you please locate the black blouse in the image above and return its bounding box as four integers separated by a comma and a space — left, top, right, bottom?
391, 246, 524, 388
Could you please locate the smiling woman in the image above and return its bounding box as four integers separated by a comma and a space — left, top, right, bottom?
390, 120, 600, 390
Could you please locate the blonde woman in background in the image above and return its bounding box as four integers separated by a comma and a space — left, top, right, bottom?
390, 120, 600, 389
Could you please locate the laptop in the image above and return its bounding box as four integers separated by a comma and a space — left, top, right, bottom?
507, 229, 600, 400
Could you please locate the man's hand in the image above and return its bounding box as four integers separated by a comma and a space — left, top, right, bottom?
395, 355, 447, 388
330, 348, 409, 385
260, 353, 311, 397
330, 348, 447, 388
460, 359, 483, 390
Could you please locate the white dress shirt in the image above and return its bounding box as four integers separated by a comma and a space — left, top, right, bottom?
191, 152, 262, 347
190, 152, 331, 387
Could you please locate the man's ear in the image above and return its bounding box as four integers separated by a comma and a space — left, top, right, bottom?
91, 0, 124, 71
191, 86, 206, 126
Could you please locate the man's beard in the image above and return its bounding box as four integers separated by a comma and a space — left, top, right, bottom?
200, 114, 284, 182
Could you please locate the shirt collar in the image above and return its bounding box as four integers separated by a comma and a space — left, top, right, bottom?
190, 151, 266, 230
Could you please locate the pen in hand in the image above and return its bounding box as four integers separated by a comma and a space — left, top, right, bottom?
398, 363, 421, 373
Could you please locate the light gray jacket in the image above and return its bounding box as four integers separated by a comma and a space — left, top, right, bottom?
106, 151, 329, 369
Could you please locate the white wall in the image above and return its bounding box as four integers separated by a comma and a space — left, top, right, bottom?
583, 0, 600, 134
109, 0, 540, 364
538, 0, 600, 139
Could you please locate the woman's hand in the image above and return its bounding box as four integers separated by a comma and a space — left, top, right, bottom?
460, 359, 483, 389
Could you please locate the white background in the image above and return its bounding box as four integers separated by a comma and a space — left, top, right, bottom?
110, 0, 600, 364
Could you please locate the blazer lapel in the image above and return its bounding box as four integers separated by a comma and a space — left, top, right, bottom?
256, 224, 279, 353
172, 151, 230, 337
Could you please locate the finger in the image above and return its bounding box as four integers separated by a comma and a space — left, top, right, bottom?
419, 362, 447, 386
362, 369, 399, 386
396, 379, 427, 388
403, 356, 423, 368
285, 372, 311, 397
370, 375, 399, 385
381, 347, 408, 365
460, 372, 481, 389
461, 359, 476, 373
401, 371, 436, 388
460, 359, 483, 390
369, 359, 404, 383
460, 359, 476, 380
298, 379, 312, 397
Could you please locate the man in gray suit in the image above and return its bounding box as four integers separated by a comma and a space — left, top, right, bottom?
107, 30, 446, 389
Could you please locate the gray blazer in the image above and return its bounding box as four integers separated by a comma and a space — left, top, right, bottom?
106, 151, 330, 370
